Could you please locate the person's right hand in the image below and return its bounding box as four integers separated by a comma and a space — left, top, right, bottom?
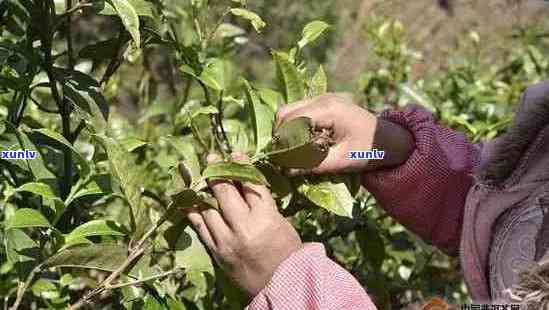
276, 93, 414, 175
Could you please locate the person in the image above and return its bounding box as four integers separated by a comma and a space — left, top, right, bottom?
185, 82, 549, 309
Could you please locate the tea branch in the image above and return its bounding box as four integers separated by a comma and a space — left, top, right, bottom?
106, 268, 184, 290
68, 215, 170, 310
9, 264, 42, 310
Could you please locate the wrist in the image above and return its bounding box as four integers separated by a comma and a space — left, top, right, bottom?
366, 117, 414, 171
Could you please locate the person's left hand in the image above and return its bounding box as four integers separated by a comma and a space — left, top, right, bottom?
185, 153, 303, 298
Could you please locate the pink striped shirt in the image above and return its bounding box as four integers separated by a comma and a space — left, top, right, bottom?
248, 105, 482, 309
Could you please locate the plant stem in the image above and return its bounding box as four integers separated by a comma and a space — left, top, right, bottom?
68, 216, 170, 310
8, 264, 42, 310
216, 90, 232, 154
106, 269, 184, 289
198, 81, 229, 157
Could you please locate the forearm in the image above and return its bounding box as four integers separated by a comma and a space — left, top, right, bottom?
362, 104, 481, 255
247, 243, 377, 310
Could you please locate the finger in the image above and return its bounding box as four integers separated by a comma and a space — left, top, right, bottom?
200, 208, 233, 244
187, 210, 216, 250
206, 154, 250, 229
276, 98, 335, 129
231, 153, 276, 211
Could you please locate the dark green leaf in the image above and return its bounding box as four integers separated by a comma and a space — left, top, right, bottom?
45, 243, 128, 272
267, 117, 328, 169
31, 128, 91, 176
64, 220, 126, 247
93, 135, 143, 231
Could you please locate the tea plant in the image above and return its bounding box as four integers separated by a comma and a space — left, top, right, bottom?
0, 1, 363, 309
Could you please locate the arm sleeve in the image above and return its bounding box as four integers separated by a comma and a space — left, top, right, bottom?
247, 243, 377, 310
363, 104, 482, 255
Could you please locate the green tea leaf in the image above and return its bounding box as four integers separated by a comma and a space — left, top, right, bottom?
357, 221, 385, 271
198, 59, 228, 91
309, 65, 327, 97
53, 68, 109, 130
1, 122, 55, 180
165, 136, 203, 188
13, 182, 58, 200
45, 243, 128, 272
111, 0, 141, 48
174, 227, 214, 275
243, 79, 274, 155
93, 135, 143, 231
191, 106, 219, 119
273, 51, 305, 104
4, 229, 40, 275
202, 162, 268, 185
6, 208, 51, 230
64, 220, 126, 247
298, 181, 355, 218
31, 278, 59, 299
230, 8, 265, 33
119, 137, 148, 152
267, 117, 328, 168
31, 128, 91, 176
168, 188, 201, 210
298, 21, 330, 49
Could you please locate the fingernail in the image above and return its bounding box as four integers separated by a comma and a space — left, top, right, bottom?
286, 168, 308, 176
207, 153, 222, 164
231, 152, 249, 163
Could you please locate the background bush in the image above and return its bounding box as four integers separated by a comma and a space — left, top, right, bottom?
1, 0, 548, 309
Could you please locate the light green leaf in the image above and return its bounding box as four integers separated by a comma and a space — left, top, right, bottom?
111, 0, 141, 48
119, 137, 148, 152
257, 87, 284, 111
230, 8, 266, 33
165, 136, 203, 188
45, 243, 128, 272
202, 162, 268, 185
198, 59, 228, 91
5, 229, 39, 266
243, 79, 275, 155
13, 182, 57, 200
32, 128, 91, 176
191, 106, 219, 119
298, 21, 330, 49
309, 65, 327, 97
175, 227, 214, 275
64, 220, 126, 247
31, 279, 59, 299
6, 208, 51, 230
273, 51, 305, 104
214, 23, 246, 39
298, 181, 355, 218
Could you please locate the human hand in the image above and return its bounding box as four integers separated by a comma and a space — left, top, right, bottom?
186, 153, 302, 298
276, 93, 414, 175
